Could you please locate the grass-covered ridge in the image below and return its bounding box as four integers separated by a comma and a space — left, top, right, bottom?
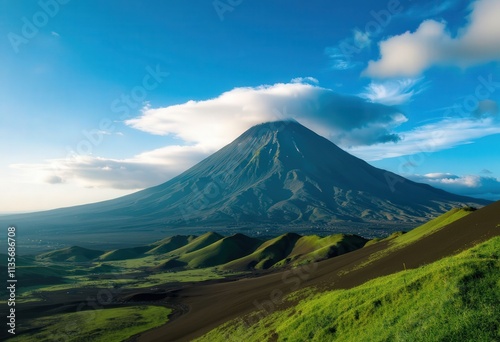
197, 235, 500, 342
359, 207, 473, 267
11, 306, 171, 342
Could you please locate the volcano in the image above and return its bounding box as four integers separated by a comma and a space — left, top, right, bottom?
1, 121, 488, 245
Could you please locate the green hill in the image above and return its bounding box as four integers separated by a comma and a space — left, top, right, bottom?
222, 233, 368, 270
99, 246, 151, 261
223, 233, 303, 270
178, 234, 262, 268
152, 258, 187, 271
288, 234, 369, 266
360, 207, 475, 267
37, 246, 103, 262
147, 235, 197, 255
165, 232, 224, 256
198, 235, 500, 342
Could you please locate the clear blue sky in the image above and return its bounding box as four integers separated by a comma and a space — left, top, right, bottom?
1, 0, 499, 212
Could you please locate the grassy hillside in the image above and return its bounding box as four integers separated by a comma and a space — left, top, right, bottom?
99, 246, 151, 261
274, 234, 369, 267
147, 235, 197, 255
37, 246, 103, 262
166, 232, 224, 256
11, 306, 171, 342
223, 233, 368, 270
198, 235, 500, 342
359, 207, 474, 268
391, 207, 473, 247
223, 233, 303, 270
178, 234, 262, 268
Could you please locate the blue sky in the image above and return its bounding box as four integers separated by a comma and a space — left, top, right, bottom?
1, 0, 500, 213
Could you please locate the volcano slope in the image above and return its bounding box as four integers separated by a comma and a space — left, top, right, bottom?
135, 201, 500, 342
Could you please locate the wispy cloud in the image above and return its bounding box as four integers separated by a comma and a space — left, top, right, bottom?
365, 0, 500, 77
325, 47, 361, 70
12, 145, 212, 190
404, 0, 461, 18
291, 77, 319, 84
409, 172, 500, 200
325, 28, 372, 71
348, 116, 500, 161
360, 78, 427, 105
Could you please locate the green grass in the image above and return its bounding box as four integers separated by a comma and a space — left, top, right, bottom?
99, 245, 151, 261
133, 268, 234, 287
356, 208, 472, 269
37, 246, 104, 262
146, 235, 196, 255
166, 232, 224, 256
11, 306, 171, 342
274, 234, 368, 267
391, 208, 471, 247
197, 236, 500, 342
223, 233, 303, 270
179, 234, 262, 268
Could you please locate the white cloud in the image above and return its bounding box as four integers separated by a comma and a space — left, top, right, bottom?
360, 78, 426, 105
291, 77, 319, 84
325, 28, 373, 71
45, 175, 64, 184
353, 29, 371, 49
126, 80, 406, 148
348, 116, 500, 161
364, 0, 500, 78
12, 145, 212, 190
325, 47, 360, 70
404, 0, 460, 18
409, 172, 500, 200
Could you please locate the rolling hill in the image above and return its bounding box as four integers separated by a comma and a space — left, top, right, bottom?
37, 246, 104, 262
35, 231, 369, 272
0, 121, 488, 247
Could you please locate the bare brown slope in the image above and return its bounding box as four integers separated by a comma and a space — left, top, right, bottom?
136, 201, 500, 342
